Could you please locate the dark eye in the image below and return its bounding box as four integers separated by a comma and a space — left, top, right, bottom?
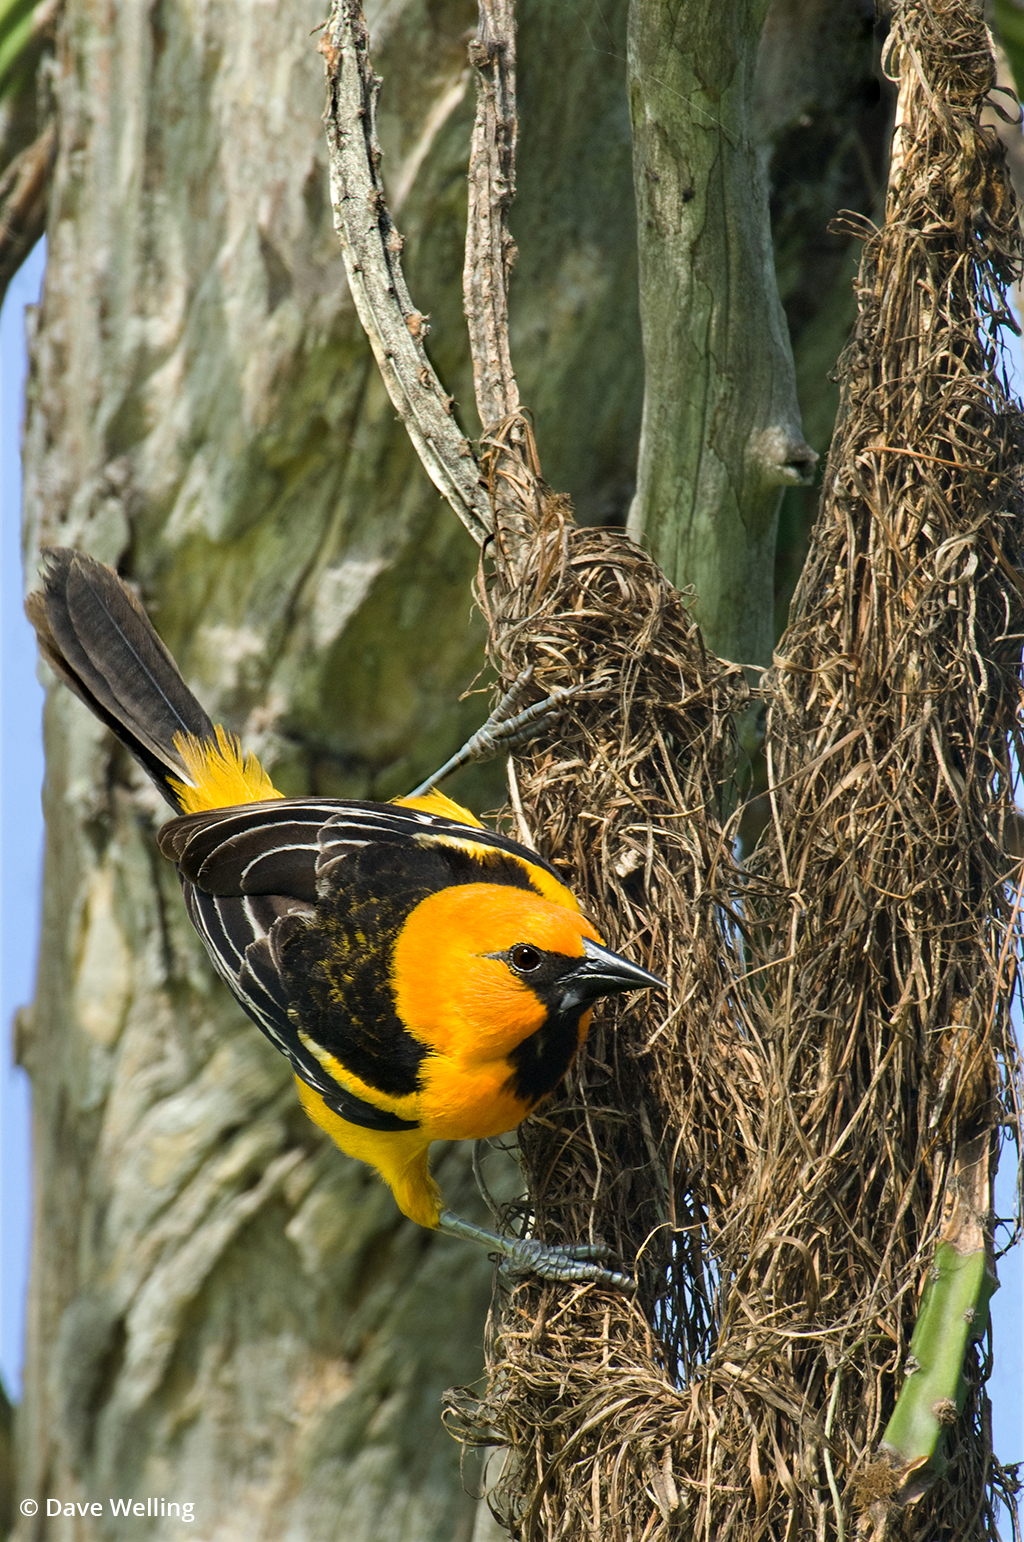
509, 944, 543, 973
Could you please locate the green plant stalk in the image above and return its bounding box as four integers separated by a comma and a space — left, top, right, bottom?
880, 1242, 998, 1500
0, 0, 41, 100
992, 0, 1024, 103
0, 0, 36, 46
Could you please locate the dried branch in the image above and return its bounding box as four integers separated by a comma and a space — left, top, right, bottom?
461, 0, 548, 568
463, 0, 519, 430
0, 117, 53, 302
320, 2, 493, 546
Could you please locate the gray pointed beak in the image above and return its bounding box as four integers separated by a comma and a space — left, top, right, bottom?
557, 936, 666, 1013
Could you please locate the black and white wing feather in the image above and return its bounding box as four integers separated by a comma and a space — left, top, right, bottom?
159, 798, 561, 1133
161, 800, 418, 1129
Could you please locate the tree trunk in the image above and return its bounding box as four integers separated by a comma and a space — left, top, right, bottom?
625, 0, 816, 667
13, 1, 640, 1536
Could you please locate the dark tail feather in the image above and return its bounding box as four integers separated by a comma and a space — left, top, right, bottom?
27, 548, 216, 808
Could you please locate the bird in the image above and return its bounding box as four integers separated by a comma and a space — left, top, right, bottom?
28, 548, 663, 1287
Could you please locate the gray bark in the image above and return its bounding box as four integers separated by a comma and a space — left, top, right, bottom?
12, 1, 640, 1537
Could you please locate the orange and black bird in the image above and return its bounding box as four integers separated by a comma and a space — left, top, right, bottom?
28, 549, 663, 1286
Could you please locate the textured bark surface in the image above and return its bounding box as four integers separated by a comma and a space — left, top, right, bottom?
626, 0, 816, 666
13, 1, 640, 1537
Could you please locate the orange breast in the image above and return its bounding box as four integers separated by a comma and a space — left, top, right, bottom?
390, 882, 601, 1140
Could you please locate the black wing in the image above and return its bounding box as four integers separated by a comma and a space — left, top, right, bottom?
163, 800, 417, 1130
159, 796, 560, 892
159, 798, 561, 1132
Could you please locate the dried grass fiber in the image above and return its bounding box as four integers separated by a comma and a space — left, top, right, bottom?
447, 2, 1024, 1539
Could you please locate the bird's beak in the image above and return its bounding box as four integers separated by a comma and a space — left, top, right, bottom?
556, 936, 666, 1013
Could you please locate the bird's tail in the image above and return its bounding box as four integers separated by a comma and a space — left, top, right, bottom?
27, 548, 281, 814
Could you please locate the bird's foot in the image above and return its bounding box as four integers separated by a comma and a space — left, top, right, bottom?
408, 667, 581, 798
438, 1207, 634, 1292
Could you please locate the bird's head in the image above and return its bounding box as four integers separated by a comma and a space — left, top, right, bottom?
390, 882, 663, 1080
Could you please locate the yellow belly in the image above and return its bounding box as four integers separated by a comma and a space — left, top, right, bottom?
293, 1051, 532, 1229
294, 1077, 442, 1228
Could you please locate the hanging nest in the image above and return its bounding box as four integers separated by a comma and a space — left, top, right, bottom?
445, 501, 760, 1537
447, 1, 1024, 1539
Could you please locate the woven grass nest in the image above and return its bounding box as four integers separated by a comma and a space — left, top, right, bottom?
446, 2, 1024, 1539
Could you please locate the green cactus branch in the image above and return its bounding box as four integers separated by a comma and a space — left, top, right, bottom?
874, 1130, 998, 1508
0, 0, 45, 101
880, 1242, 998, 1502
992, 0, 1024, 102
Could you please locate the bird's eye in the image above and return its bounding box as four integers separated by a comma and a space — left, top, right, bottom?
509, 944, 543, 973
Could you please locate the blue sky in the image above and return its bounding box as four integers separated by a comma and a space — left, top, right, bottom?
0, 238, 45, 1403
1, 240, 1021, 1464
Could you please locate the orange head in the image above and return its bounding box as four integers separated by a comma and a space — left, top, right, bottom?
390, 883, 664, 1138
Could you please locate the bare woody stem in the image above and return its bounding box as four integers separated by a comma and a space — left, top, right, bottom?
320, 1, 493, 546
463, 0, 520, 428
462, 0, 551, 571
321, 0, 545, 565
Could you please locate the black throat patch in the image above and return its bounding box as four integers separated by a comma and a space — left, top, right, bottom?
504, 1006, 587, 1106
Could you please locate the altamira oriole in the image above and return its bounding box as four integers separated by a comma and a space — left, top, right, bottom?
28, 549, 662, 1287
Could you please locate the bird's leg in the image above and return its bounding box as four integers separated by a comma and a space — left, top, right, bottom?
437, 1207, 635, 1292
407, 667, 582, 799
471, 1138, 505, 1227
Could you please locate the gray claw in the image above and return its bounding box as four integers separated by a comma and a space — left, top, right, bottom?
437, 1207, 634, 1290
437, 1207, 634, 1291
406, 672, 584, 799
501, 1236, 636, 1292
